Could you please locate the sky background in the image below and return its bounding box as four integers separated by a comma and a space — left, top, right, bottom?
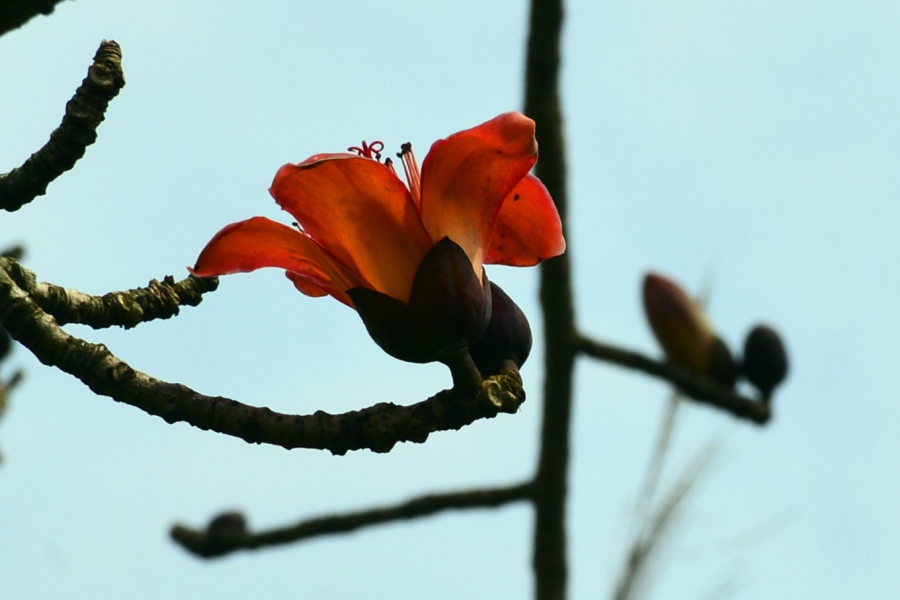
2, 0, 898, 598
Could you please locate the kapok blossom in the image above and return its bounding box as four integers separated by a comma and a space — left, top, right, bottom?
192, 112, 565, 370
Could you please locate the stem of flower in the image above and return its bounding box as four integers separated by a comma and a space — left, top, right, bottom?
440, 346, 483, 393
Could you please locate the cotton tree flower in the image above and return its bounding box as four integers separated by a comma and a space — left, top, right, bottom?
192, 112, 564, 381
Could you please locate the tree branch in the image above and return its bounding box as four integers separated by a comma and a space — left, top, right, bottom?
0, 40, 125, 212
524, 0, 574, 597
0, 259, 526, 455
4, 258, 219, 329
576, 335, 771, 425
171, 482, 534, 558
0, 0, 66, 38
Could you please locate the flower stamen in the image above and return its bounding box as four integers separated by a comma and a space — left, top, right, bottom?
348, 140, 385, 161
384, 157, 399, 178
397, 142, 422, 207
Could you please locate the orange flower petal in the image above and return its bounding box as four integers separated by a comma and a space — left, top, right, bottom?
485, 174, 566, 266
191, 216, 367, 307
285, 271, 329, 298
270, 156, 433, 303
419, 112, 539, 274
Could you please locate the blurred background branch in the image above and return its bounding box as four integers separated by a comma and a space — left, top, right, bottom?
614, 439, 720, 600
172, 482, 534, 559
577, 335, 771, 424
524, 0, 575, 597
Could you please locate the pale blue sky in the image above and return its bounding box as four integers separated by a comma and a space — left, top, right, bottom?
2, 1, 898, 598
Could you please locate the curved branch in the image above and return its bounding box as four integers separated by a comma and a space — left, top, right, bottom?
0, 40, 125, 212
5, 259, 219, 329
0, 259, 526, 455
576, 334, 771, 424
0, 0, 66, 38
171, 482, 534, 558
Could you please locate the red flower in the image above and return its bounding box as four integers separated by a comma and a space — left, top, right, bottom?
192, 112, 565, 367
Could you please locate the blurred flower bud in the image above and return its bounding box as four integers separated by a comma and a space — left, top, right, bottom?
742, 324, 789, 399
469, 282, 532, 376
1, 245, 24, 260
642, 273, 729, 382
349, 238, 491, 365
206, 511, 248, 542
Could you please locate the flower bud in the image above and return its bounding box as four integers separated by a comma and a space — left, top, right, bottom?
642, 273, 716, 375
206, 511, 248, 539
742, 324, 789, 399
469, 282, 532, 376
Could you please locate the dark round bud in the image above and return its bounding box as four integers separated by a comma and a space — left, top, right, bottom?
0, 245, 24, 260
742, 324, 789, 399
206, 511, 248, 542
469, 282, 532, 376
708, 336, 737, 388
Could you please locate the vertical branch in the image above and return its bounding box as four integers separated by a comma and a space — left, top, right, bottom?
524, 0, 575, 598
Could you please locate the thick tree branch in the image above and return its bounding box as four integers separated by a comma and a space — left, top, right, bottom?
0, 40, 125, 212
171, 482, 534, 558
4, 259, 219, 329
524, 0, 574, 597
0, 259, 526, 454
576, 335, 771, 425
0, 0, 66, 38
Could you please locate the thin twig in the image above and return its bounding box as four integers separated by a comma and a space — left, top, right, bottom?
613, 442, 720, 600
171, 482, 534, 558
0, 40, 125, 212
635, 392, 681, 536
0, 260, 526, 455
615, 391, 682, 600
576, 335, 770, 424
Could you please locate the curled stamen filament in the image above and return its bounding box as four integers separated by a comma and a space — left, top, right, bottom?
397, 142, 422, 206
347, 140, 385, 161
